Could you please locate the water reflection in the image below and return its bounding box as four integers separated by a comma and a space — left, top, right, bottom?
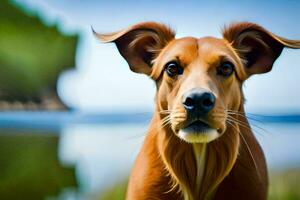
255, 123, 300, 168
0, 114, 300, 199
60, 124, 145, 197
0, 129, 77, 200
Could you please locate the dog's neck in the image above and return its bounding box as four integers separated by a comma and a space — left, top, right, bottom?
192, 143, 207, 198
153, 106, 244, 200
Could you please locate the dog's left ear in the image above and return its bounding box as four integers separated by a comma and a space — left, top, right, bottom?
93, 22, 175, 76
223, 22, 300, 78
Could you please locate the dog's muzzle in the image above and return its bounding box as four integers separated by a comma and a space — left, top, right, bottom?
178, 88, 219, 143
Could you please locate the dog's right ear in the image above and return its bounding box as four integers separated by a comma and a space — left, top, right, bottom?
93, 22, 175, 75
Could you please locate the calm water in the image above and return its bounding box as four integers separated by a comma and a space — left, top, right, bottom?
0, 112, 300, 199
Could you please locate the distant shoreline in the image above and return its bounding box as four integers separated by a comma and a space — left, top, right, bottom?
0, 111, 299, 131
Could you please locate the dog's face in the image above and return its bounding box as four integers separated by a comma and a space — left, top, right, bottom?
95, 22, 294, 143
153, 37, 243, 142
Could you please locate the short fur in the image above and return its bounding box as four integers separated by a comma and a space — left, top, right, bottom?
94, 22, 300, 200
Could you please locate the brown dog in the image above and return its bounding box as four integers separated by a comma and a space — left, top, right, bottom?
94, 22, 300, 200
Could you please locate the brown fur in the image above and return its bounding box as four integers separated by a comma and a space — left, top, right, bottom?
94, 22, 300, 200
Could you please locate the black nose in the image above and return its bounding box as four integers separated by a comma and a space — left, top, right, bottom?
182, 89, 216, 114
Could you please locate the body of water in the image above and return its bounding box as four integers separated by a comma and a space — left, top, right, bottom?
0, 111, 299, 199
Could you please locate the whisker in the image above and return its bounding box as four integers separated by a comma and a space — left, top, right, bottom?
161, 117, 171, 125
223, 109, 268, 123
213, 109, 269, 135
172, 116, 185, 119
159, 115, 172, 130
226, 120, 262, 182
239, 132, 262, 182
227, 115, 269, 134
158, 108, 181, 114
226, 117, 266, 136
225, 110, 265, 124
160, 120, 171, 130
226, 118, 253, 133
159, 110, 172, 114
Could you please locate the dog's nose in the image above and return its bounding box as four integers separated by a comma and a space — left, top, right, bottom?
182, 89, 216, 114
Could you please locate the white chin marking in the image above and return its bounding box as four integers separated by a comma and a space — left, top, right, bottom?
178, 129, 219, 143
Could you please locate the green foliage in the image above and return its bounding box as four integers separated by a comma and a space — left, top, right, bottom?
269, 169, 300, 200
98, 179, 128, 200
0, 0, 78, 101
0, 132, 77, 200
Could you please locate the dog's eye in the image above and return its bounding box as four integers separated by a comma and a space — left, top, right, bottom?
217, 62, 234, 77
165, 61, 183, 77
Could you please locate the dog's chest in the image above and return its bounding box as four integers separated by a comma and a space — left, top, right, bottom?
192, 144, 207, 197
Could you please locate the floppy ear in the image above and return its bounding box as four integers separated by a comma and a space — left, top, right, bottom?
223, 22, 300, 78
93, 22, 175, 75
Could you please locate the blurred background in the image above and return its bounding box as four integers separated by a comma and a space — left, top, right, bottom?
1, 0, 300, 199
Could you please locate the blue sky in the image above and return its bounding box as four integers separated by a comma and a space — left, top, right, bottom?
15, 0, 300, 113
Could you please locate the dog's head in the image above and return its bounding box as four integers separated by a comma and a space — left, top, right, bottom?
95, 22, 299, 143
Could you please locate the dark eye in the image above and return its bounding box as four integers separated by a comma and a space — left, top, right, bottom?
217, 62, 234, 77
165, 61, 183, 77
